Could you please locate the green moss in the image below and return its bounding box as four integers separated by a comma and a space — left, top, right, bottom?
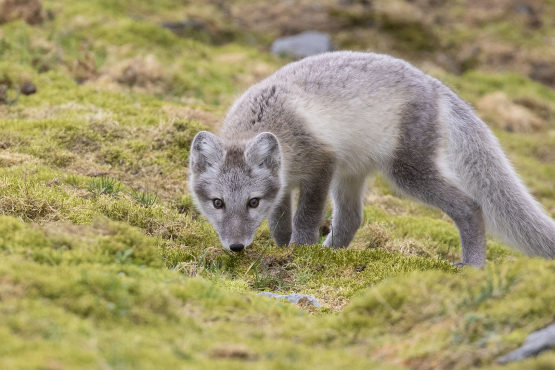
335, 260, 555, 368
0, 216, 400, 370
443, 71, 555, 105
4, 213, 553, 369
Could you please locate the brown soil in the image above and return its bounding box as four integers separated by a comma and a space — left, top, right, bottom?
0, 0, 45, 25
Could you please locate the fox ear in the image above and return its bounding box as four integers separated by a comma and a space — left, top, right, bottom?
245, 132, 281, 173
190, 131, 224, 173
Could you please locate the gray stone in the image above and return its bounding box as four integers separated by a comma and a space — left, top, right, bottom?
271, 31, 333, 59
257, 292, 322, 307
497, 323, 555, 364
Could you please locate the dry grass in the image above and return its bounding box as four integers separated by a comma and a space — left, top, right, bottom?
0, 0, 45, 25
0, 151, 37, 167
209, 343, 257, 360
100, 55, 167, 95
477, 91, 545, 132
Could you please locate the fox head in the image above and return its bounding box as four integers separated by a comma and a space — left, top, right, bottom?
189, 131, 283, 252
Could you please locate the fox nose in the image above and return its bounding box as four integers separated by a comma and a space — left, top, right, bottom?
229, 244, 244, 252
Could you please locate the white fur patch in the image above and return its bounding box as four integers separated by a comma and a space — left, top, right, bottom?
290, 86, 404, 176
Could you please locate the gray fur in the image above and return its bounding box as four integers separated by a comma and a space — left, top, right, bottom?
189, 51, 555, 267
290, 154, 334, 245
268, 190, 292, 247
445, 90, 555, 261
323, 174, 366, 248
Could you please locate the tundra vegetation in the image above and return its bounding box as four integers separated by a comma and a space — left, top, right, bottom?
1, 0, 555, 369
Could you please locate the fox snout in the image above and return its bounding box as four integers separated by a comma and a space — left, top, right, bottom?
223, 238, 252, 252
229, 244, 245, 252
219, 226, 258, 253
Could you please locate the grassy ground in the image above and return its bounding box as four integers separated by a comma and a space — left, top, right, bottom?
1, 0, 555, 369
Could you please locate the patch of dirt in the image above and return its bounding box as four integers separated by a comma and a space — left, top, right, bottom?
0, 277, 26, 301
0, 0, 45, 25
529, 60, 555, 87
161, 106, 221, 131
97, 55, 168, 95
70, 53, 98, 84
230, 0, 345, 38
0, 84, 7, 104
209, 343, 257, 360
260, 254, 295, 280
296, 296, 319, 313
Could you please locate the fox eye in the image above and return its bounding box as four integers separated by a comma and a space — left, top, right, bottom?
248, 198, 259, 208
213, 199, 224, 209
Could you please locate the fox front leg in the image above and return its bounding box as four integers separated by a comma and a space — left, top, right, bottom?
269, 191, 293, 247
290, 159, 334, 246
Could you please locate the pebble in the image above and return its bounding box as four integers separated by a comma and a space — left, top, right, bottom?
257, 292, 322, 307
497, 323, 555, 364
271, 31, 333, 59
20, 81, 37, 95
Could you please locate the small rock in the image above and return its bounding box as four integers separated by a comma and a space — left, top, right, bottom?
497, 323, 555, 364
257, 292, 322, 307
20, 81, 36, 95
160, 19, 208, 33
0, 84, 7, 103
102, 54, 165, 91
515, 4, 534, 14
271, 31, 333, 59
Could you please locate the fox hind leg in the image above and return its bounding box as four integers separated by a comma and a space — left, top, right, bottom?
386, 162, 487, 268
323, 174, 366, 248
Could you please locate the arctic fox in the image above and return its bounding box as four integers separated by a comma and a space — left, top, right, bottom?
189, 51, 555, 267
